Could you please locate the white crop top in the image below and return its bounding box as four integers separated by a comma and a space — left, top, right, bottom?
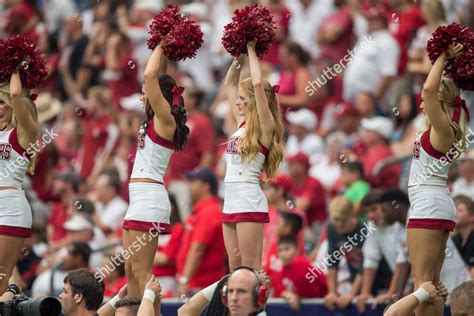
130, 119, 174, 183
224, 122, 268, 183
0, 127, 30, 189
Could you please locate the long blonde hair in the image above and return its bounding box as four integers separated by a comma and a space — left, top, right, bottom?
0, 85, 39, 175
238, 78, 284, 179
421, 77, 468, 152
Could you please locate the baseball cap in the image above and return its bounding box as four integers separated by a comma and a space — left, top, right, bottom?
185, 168, 219, 194
360, 116, 394, 140
64, 215, 93, 232
268, 174, 293, 193
286, 152, 310, 168
334, 102, 359, 119
287, 108, 318, 131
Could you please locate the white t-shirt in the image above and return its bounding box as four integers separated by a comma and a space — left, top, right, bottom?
95, 196, 128, 231
286, 0, 334, 58
31, 269, 68, 298
440, 237, 472, 292
309, 154, 341, 190
362, 222, 408, 271
343, 29, 400, 103
451, 178, 474, 200
286, 134, 325, 159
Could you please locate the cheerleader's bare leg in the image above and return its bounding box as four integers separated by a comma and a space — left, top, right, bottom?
0, 236, 24, 295
407, 228, 448, 316
122, 229, 140, 298
223, 223, 241, 271
236, 222, 264, 270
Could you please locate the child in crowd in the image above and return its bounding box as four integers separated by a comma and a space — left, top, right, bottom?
278, 235, 327, 311
341, 161, 371, 217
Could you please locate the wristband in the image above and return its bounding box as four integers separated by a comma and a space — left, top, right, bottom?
6, 284, 20, 296
143, 289, 156, 303
108, 294, 121, 309
412, 287, 430, 303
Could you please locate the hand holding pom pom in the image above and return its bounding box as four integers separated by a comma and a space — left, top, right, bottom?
0, 35, 48, 89
222, 5, 276, 57
427, 23, 474, 90
147, 5, 203, 61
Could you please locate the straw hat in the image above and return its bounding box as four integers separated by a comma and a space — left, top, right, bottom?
35, 93, 62, 124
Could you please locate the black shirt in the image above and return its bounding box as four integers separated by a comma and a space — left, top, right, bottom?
453, 230, 474, 267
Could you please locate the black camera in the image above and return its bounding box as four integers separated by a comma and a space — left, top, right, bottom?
0, 294, 61, 316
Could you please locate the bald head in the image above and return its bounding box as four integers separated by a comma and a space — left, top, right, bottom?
226, 269, 259, 316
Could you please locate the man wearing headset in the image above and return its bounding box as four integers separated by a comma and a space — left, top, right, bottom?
178, 266, 269, 316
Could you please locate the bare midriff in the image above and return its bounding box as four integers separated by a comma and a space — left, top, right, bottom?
129, 178, 164, 185
0, 186, 18, 190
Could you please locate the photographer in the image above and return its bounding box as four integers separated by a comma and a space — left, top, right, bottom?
59, 269, 104, 316
178, 266, 268, 316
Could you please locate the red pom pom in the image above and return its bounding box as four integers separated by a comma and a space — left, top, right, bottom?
222, 5, 276, 57
0, 35, 48, 89
147, 5, 183, 50
147, 5, 203, 61
427, 23, 474, 90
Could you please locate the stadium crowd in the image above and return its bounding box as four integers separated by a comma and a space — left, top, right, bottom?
0, 0, 473, 314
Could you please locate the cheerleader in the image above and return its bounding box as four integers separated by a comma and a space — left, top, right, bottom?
0, 72, 39, 294
223, 42, 284, 271
122, 43, 189, 298
407, 43, 468, 316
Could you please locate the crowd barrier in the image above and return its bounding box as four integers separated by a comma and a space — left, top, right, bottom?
160, 298, 452, 315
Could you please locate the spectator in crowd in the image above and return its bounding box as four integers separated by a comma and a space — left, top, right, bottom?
453, 195, 474, 277
102, 253, 127, 300
60, 269, 104, 316
166, 87, 216, 218
278, 235, 327, 311
176, 168, 226, 296
356, 189, 410, 313
286, 152, 327, 241
452, 149, 474, 200
343, 7, 400, 109
153, 195, 184, 297
358, 116, 401, 189
340, 160, 370, 216
323, 196, 370, 311
391, 92, 419, 143
316, 0, 354, 64
380, 188, 410, 226
286, 108, 325, 159
277, 42, 312, 116
89, 171, 128, 237
48, 171, 83, 248
178, 266, 269, 316
264, 210, 304, 297
33, 242, 91, 298
354, 92, 377, 119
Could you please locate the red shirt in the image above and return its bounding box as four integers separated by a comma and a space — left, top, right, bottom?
359, 144, 401, 189
319, 6, 353, 64
153, 223, 184, 277
176, 197, 226, 289
76, 111, 112, 178
291, 176, 327, 225
48, 202, 69, 242
103, 276, 127, 298
388, 5, 425, 74
281, 255, 327, 298
262, 6, 291, 66
108, 53, 139, 109
166, 112, 215, 181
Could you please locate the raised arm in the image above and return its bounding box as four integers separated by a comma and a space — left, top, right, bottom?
247, 43, 275, 147
224, 54, 245, 123
422, 43, 463, 143
143, 44, 175, 135
9, 72, 38, 147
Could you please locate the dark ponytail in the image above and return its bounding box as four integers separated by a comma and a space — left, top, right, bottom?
140, 74, 189, 151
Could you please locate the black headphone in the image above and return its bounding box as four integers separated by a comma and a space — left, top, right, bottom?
220, 266, 269, 313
